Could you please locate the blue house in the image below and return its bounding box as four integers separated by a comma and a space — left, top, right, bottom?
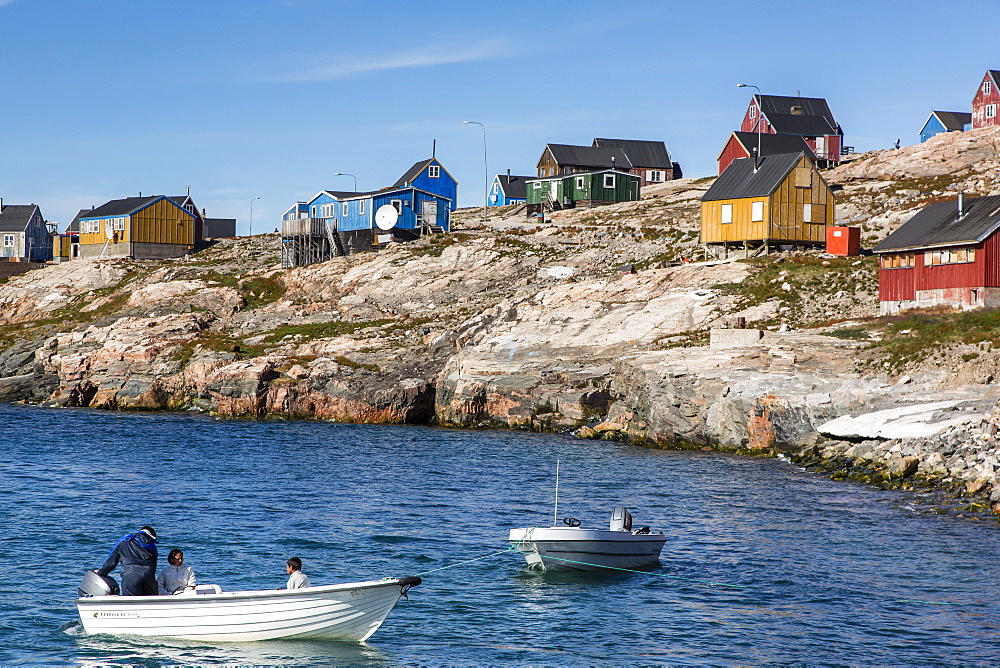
488, 173, 532, 206
282, 185, 451, 265
919, 110, 972, 143
393, 158, 458, 210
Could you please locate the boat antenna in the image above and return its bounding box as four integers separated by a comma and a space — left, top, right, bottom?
553, 460, 560, 527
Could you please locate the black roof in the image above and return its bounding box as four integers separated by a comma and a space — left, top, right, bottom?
81, 196, 163, 218
724, 132, 816, 161
394, 159, 430, 186
66, 208, 92, 233
495, 174, 532, 199
544, 144, 632, 169
592, 138, 671, 168
701, 153, 805, 202
757, 95, 836, 123
393, 158, 454, 187
873, 195, 1000, 253
0, 204, 39, 232
764, 113, 838, 136
930, 110, 971, 131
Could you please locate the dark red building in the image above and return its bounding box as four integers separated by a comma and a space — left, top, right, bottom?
717, 131, 815, 174
972, 70, 1000, 130
740, 94, 843, 166
873, 194, 1000, 314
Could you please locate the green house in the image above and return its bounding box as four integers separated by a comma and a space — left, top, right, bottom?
525, 169, 641, 215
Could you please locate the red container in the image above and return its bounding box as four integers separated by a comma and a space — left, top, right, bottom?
826, 226, 861, 256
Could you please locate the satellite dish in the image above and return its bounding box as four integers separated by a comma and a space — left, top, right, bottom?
375, 204, 398, 230
104, 221, 114, 239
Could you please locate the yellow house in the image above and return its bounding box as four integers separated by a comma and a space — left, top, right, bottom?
700, 152, 834, 249
77, 196, 196, 259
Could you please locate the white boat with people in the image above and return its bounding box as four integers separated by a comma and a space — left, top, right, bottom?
76, 570, 421, 642
509, 506, 666, 572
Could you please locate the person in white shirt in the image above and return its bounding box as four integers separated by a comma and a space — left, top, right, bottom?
157, 549, 196, 595
285, 557, 311, 589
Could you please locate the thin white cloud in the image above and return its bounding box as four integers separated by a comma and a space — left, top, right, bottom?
267, 39, 506, 83
0, 0, 18, 7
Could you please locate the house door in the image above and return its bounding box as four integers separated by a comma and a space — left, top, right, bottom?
422, 200, 438, 227
815, 136, 827, 159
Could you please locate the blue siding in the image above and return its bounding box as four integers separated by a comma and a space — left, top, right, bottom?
488, 175, 526, 206
403, 159, 458, 210
301, 187, 450, 234
920, 115, 946, 143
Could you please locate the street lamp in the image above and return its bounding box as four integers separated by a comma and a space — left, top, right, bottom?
462, 120, 488, 226
249, 196, 260, 237
333, 172, 357, 192
737, 83, 762, 169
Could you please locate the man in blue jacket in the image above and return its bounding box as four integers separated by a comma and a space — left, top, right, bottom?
97, 526, 158, 596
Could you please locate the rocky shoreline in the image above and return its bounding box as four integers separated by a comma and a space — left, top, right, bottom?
3, 129, 1000, 519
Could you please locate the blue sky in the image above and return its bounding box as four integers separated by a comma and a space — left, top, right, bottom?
2, 0, 999, 232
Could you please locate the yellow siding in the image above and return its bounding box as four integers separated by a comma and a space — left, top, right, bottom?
131, 198, 194, 245
78, 198, 195, 249
700, 198, 769, 243
700, 154, 835, 245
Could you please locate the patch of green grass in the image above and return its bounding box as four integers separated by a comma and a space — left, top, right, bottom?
259, 319, 392, 345
868, 307, 1000, 372
822, 327, 872, 340
200, 271, 287, 309
333, 355, 379, 372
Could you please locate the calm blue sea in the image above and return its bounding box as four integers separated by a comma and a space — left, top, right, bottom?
1, 403, 1000, 665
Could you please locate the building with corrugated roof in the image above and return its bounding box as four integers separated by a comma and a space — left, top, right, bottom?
700, 152, 834, 251
717, 131, 816, 174
739, 94, 844, 166
873, 194, 1000, 314
76, 196, 196, 259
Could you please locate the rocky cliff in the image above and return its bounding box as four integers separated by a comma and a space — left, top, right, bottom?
2, 128, 1000, 472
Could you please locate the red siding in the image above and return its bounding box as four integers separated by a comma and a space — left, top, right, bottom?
879, 265, 916, 301
986, 231, 1000, 286
972, 73, 1000, 129
718, 135, 750, 174
919, 253, 985, 290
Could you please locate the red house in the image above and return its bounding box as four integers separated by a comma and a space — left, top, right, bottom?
971, 70, 1000, 130
717, 131, 815, 174
873, 194, 1000, 315
740, 94, 843, 166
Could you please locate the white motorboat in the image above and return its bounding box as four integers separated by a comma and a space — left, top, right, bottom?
509, 507, 665, 572
75, 572, 420, 642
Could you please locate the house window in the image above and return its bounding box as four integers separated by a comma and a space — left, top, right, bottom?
359, 199, 366, 216
646, 170, 664, 183
3, 235, 13, 247
749, 104, 757, 118
391, 199, 402, 214
751, 201, 764, 222
343, 202, 349, 217
721, 204, 733, 224
114, 217, 125, 231
803, 203, 812, 223
492, 183, 499, 194
576, 176, 585, 190
987, 104, 997, 119
532, 182, 541, 190
311, 206, 317, 217
985, 80, 992, 96
603, 173, 616, 188
428, 165, 440, 178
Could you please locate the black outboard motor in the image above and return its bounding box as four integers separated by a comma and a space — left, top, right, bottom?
609, 506, 633, 531
78, 570, 119, 597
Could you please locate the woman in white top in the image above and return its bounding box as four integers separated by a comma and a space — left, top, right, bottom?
157, 548, 196, 595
